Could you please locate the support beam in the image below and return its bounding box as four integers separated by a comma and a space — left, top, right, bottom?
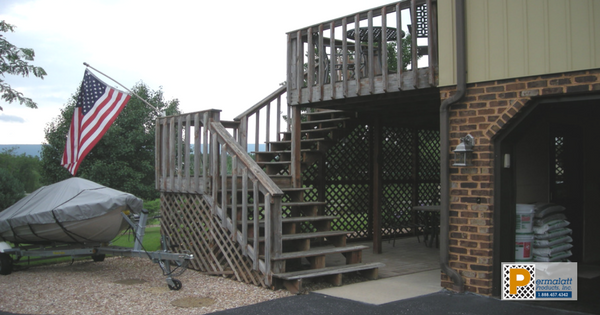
371, 116, 382, 254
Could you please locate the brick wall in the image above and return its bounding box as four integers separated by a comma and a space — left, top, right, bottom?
439, 69, 600, 295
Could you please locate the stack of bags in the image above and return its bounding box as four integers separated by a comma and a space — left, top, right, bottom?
532, 202, 572, 262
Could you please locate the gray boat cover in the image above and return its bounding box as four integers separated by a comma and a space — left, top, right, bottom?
0, 177, 143, 234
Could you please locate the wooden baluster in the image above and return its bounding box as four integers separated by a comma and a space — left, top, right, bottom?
381, 7, 388, 92
354, 14, 361, 96
411, 0, 418, 88
177, 116, 184, 191
264, 192, 272, 284
221, 143, 228, 227
184, 114, 191, 192
194, 113, 201, 193
211, 129, 219, 215
231, 155, 238, 239
307, 27, 314, 102
254, 111, 260, 153
241, 168, 249, 255
368, 10, 375, 94
330, 21, 336, 99
276, 96, 281, 142
396, 2, 403, 90
252, 179, 259, 270
169, 117, 175, 192
202, 112, 209, 194
266, 104, 271, 151
342, 17, 348, 97
296, 30, 303, 104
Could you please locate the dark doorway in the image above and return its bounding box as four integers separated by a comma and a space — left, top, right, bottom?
492, 94, 600, 313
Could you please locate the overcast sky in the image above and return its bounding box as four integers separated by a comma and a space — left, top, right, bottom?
0, 0, 397, 145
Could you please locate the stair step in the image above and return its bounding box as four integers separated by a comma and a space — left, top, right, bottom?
281, 126, 340, 135
273, 245, 369, 260
240, 215, 338, 226
230, 201, 326, 209
301, 117, 350, 126
225, 187, 312, 193
281, 230, 350, 241
273, 262, 385, 280
249, 230, 351, 243
267, 138, 331, 145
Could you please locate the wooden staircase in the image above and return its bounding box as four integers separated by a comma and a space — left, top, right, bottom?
247, 110, 384, 293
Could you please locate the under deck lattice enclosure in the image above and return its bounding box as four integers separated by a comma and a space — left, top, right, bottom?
303, 123, 440, 241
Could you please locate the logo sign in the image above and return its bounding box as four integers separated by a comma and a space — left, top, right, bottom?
502, 262, 577, 300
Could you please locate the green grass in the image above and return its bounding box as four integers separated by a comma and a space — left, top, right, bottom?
110, 226, 162, 251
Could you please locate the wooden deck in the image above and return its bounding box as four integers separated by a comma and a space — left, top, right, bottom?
286, 0, 438, 106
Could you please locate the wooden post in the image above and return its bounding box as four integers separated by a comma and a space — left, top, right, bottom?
291, 106, 302, 188
371, 117, 382, 254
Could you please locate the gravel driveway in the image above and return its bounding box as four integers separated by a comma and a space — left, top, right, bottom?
0, 256, 292, 315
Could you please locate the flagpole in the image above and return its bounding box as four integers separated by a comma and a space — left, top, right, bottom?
83, 62, 160, 114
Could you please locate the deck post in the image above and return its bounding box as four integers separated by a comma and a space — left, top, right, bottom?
371, 116, 382, 254
291, 106, 302, 188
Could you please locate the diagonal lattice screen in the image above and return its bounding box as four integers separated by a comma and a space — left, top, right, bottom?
303, 124, 440, 241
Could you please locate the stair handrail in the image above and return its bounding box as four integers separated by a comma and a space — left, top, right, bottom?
209, 121, 284, 285
233, 85, 289, 152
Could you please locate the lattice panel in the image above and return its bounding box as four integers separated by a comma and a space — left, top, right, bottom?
160, 192, 266, 287
325, 125, 370, 182
326, 184, 371, 239
382, 183, 414, 237
418, 182, 441, 206
382, 127, 413, 181
419, 129, 441, 181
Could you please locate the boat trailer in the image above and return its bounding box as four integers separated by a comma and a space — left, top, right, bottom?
0, 209, 194, 290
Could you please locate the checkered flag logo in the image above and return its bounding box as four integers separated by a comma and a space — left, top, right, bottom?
502, 263, 535, 300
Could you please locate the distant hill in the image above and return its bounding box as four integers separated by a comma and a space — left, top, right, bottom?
0, 144, 43, 157
0, 144, 266, 158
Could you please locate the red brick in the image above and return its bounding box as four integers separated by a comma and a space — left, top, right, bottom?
505, 83, 526, 91
542, 87, 564, 95
575, 75, 598, 83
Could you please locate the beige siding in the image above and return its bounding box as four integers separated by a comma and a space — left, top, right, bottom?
438, 0, 600, 87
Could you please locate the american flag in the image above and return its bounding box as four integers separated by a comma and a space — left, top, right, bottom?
61, 69, 131, 175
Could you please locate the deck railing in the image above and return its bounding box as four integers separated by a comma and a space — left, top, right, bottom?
233, 85, 289, 153
155, 108, 285, 285
286, 0, 437, 105
155, 109, 220, 194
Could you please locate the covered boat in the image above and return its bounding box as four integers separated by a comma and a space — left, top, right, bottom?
0, 177, 143, 244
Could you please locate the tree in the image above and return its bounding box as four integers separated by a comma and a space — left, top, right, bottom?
0, 147, 42, 193
0, 168, 24, 210
41, 82, 180, 200
0, 21, 47, 111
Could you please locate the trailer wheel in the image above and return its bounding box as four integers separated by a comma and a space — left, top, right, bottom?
168, 279, 182, 291
91, 254, 106, 262
0, 253, 12, 275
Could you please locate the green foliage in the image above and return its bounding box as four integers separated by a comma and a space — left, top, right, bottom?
0, 168, 24, 210
41, 82, 180, 200
0, 147, 42, 193
0, 21, 47, 110
386, 34, 416, 72
143, 198, 161, 218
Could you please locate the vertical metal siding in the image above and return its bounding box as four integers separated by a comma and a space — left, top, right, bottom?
438, 0, 600, 86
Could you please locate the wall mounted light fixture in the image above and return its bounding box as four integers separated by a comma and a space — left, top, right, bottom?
453, 134, 474, 166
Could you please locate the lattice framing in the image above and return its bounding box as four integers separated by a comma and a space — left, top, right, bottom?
160, 192, 266, 287
304, 124, 440, 241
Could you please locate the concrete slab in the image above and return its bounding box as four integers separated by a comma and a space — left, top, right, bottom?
315, 269, 442, 305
